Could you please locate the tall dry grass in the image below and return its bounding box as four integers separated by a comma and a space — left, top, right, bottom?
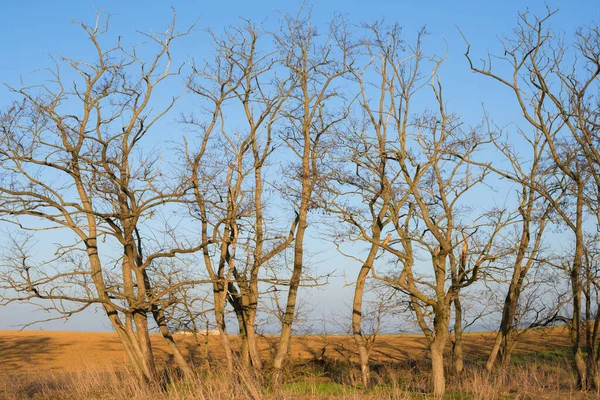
0, 367, 259, 400
0, 359, 595, 399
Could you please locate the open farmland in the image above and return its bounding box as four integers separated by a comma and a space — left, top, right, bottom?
0, 329, 572, 374
0, 328, 590, 399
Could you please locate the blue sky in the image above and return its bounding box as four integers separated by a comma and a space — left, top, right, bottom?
1, 0, 597, 133
0, 0, 598, 331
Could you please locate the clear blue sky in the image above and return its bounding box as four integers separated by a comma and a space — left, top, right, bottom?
1, 0, 597, 137
0, 0, 597, 331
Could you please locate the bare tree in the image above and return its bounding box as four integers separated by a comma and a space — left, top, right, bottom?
378, 75, 504, 398
463, 8, 599, 388
185, 21, 298, 374
324, 24, 504, 396
268, 9, 355, 385
480, 125, 556, 371
323, 23, 417, 388
0, 13, 200, 381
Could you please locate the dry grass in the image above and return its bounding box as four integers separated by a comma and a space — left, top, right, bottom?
0, 327, 595, 399
0, 360, 594, 400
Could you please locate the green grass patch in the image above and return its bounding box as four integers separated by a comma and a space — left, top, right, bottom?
512, 347, 572, 364
283, 381, 347, 395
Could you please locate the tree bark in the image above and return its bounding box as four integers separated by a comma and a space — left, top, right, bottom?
452, 297, 464, 375
245, 306, 263, 371
486, 278, 520, 371
272, 210, 307, 385
215, 295, 235, 373
572, 178, 586, 389
351, 243, 380, 388
430, 333, 447, 399
151, 304, 193, 377
87, 239, 158, 382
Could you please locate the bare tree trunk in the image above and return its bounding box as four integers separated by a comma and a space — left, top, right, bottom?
133, 312, 159, 382
450, 236, 467, 376
235, 308, 250, 369
486, 183, 549, 371
90, 242, 158, 383
352, 244, 379, 388
245, 302, 263, 371
593, 314, 600, 391
588, 247, 600, 391
487, 278, 520, 371
428, 306, 451, 399
572, 178, 586, 389
486, 331, 503, 371
593, 364, 600, 393
584, 248, 598, 390
272, 212, 307, 385
500, 339, 519, 370
151, 304, 194, 377
227, 282, 250, 369
121, 337, 147, 379
215, 293, 235, 373
430, 333, 447, 399
121, 312, 158, 383
86, 241, 155, 381
452, 298, 464, 375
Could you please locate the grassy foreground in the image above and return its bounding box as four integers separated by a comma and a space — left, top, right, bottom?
0, 328, 595, 399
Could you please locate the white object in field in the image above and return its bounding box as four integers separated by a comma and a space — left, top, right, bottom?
175, 330, 219, 336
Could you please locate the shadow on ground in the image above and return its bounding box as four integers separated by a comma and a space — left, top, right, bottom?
0, 335, 65, 373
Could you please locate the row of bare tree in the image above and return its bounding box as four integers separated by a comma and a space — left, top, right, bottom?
0, 7, 597, 398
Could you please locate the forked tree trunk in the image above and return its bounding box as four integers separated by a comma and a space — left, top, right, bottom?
121, 313, 159, 383
425, 308, 450, 399
111, 316, 150, 381
228, 285, 250, 369
232, 285, 263, 371
87, 242, 158, 383
140, 266, 193, 377
133, 312, 159, 381
128, 252, 159, 382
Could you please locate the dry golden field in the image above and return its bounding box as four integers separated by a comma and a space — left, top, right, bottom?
0, 328, 571, 374
0, 328, 592, 399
